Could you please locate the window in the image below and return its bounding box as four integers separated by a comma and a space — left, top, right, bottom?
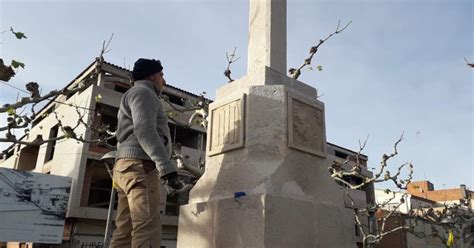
44, 124, 59, 163
335, 150, 348, 159
114, 83, 130, 93
17, 145, 40, 171
162, 92, 185, 106
341, 175, 363, 187
81, 159, 113, 209
169, 123, 204, 149
93, 103, 118, 147
335, 175, 364, 189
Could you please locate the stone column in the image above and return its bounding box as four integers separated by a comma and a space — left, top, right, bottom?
247, 0, 286, 75
177, 0, 355, 247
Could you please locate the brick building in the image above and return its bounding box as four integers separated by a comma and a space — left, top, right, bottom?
408, 181, 473, 208
375, 181, 473, 248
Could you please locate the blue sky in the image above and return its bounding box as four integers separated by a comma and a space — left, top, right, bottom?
1, 0, 472, 189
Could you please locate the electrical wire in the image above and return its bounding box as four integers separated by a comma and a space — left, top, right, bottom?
0, 80, 29, 94
0, 80, 95, 111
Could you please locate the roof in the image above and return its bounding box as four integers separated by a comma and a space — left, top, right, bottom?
408, 181, 472, 202
101, 60, 210, 100
30, 59, 98, 120
32, 58, 211, 118
375, 189, 437, 204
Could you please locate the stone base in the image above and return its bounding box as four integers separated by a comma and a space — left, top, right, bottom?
177, 194, 354, 248
177, 68, 357, 247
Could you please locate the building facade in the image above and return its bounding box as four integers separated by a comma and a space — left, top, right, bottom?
374, 181, 473, 248
1, 59, 206, 248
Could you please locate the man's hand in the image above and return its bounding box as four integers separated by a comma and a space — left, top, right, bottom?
162, 172, 184, 194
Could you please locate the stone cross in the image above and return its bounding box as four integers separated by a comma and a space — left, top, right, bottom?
178, 1, 354, 246
247, 0, 287, 75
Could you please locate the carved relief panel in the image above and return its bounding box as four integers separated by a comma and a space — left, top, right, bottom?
208, 95, 246, 156
288, 93, 326, 158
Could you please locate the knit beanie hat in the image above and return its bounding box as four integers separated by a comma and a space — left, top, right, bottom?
132, 58, 163, 80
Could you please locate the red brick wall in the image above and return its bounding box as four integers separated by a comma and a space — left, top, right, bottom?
376, 215, 407, 248
408, 181, 465, 202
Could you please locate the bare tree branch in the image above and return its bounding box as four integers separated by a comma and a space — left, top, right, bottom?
329, 133, 413, 190
346, 190, 415, 247
289, 20, 352, 79
0, 30, 118, 155
464, 57, 474, 68
224, 47, 240, 83
161, 92, 209, 130
99, 33, 114, 61
0, 78, 94, 113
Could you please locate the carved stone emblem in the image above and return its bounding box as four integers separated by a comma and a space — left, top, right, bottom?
208, 95, 246, 156
288, 94, 326, 158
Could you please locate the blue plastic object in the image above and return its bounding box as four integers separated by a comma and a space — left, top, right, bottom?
234, 192, 246, 198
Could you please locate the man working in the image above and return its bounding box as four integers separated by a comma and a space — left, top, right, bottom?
110, 58, 181, 247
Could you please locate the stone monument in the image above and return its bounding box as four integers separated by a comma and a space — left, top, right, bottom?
177, 0, 355, 247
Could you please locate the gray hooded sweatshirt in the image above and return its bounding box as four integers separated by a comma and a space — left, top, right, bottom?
115, 80, 176, 177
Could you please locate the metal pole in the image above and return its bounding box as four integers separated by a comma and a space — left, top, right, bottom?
103, 186, 116, 247
101, 158, 116, 248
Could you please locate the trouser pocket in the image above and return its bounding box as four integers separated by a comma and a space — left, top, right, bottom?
113, 158, 160, 221
129, 184, 151, 220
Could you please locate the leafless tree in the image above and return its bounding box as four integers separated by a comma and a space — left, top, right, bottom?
333, 134, 414, 248
329, 134, 413, 191
162, 92, 209, 130
0, 29, 212, 203
224, 47, 240, 83
0, 31, 117, 155
346, 189, 418, 248
332, 134, 472, 247
289, 20, 352, 79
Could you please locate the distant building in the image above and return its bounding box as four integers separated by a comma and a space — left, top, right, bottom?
375, 189, 437, 214
408, 181, 473, 208
1, 58, 375, 248
408, 181, 474, 247
374, 181, 474, 248
327, 143, 375, 247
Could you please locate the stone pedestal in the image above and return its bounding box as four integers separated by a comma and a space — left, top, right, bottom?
177, 67, 355, 247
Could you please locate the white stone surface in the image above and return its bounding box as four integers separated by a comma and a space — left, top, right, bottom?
178, 194, 355, 248
177, 0, 355, 245
178, 69, 356, 247
248, 0, 287, 75
207, 95, 246, 156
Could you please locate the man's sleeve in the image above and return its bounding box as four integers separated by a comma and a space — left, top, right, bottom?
128, 88, 177, 177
